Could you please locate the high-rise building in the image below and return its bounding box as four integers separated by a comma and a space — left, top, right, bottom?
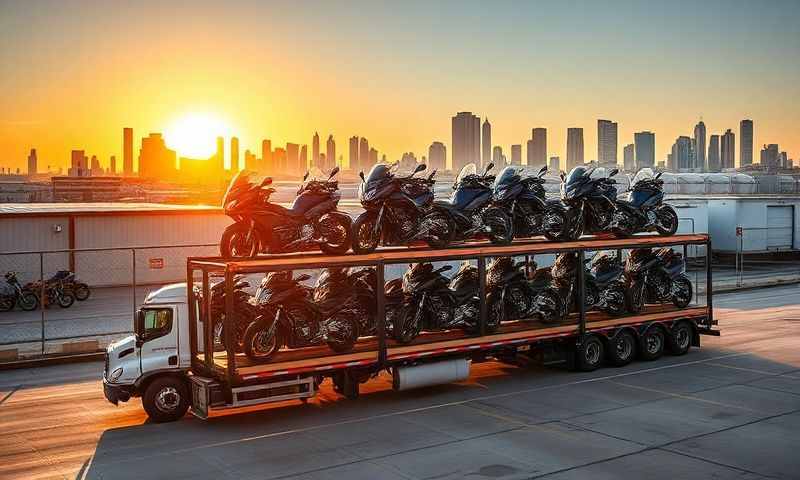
300, 145, 308, 172
109, 155, 116, 175
349, 136, 359, 172
273, 147, 287, 173
428, 142, 446, 172
634, 131, 655, 170
670, 136, 693, 171
452, 112, 481, 171
215, 137, 224, 172
779, 151, 788, 169
261, 139, 272, 173
740, 119, 753, 166
482, 118, 491, 168
549, 156, 560, 172
760, 144, 779, 172
623, 144, 635, 172
138, 133, 177, 180
230, 137, 239, 172
597, 120, 618, 169
721, 129, 735, 170
286, 143, 300, 175
326, 135, 335, 171
527, 128, 547, 167
492, 146, 504, 165
123, 127, 134, 176
693, 121, 706, 171
69, 150, 87, 177
566, 128, 584, 171
312, 132, 320, 169
707, 135, 721, 172
27, 148, 37, 175
359, 137, 369, 171
368, 148, 378, 167
244, 150, 256, 170
510, 144, 522, 165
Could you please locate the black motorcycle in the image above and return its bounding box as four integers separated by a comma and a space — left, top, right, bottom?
546, 166, 622, 240
485, 257, 565, 325
352, 163, 454, 254
313, 266, 380, 342
208, 276, 256, 351
434, 163, 513, 244
220, 167, 352, 258
587, 251, 628, 316
242, 271, 359, 360
50, 270, 91, 301
612, 171, 678, 237
25, 276, 76, 309
0, 272, 39, 312
548, 252, 626, 316
492, 165, 568, 240
624, 248, 693, 313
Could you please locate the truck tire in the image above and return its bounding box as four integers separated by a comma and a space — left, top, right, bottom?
639, 326, 665, 361
668, 321, 692, 356
143, 377, 190, 423
575, 335, 604, 372
606, 330, 636, 367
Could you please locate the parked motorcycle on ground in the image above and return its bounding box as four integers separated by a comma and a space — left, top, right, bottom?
612, 170, 678, 237
485, 256, 565, 325
351, 163, 454, 254
0, 272, 38, 312
220, 168, 352, 258
50, 270, 91, 301
25, 276, 76, 309
548, 252, 627, 316
242, 271, 360, 360
434, 163, 514, 245
546, 166, 622, 240
624, 247, 693, 313
491, 165, 569, 240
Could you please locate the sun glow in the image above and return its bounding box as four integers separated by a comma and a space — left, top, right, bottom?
164, 113, 233, 159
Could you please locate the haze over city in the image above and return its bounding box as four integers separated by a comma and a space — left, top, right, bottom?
1, 0, 799, 173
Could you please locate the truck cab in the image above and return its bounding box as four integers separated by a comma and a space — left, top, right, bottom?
103, 283, 194, 422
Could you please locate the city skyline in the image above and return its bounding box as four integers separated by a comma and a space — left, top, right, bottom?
1, 1, 798, 172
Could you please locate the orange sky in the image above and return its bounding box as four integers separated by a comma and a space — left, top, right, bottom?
1, 1, 798, 173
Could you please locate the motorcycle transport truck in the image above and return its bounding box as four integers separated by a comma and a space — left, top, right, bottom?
103, 233, 717, 423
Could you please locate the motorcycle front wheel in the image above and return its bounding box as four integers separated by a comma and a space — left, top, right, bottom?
243, 316, 283, 360
73, 283, 91, 301
325, 314, 360, 353
18, 291, 39, 311
655, 205, 679, 236
351, 211, 380, 254
318, 212, 352, 255
57, 291, 75, 308
484, 207, 514, 245
535, 289, 564, 324
602, 283, 627, 316
421, 211, 454, 249
612, 210, 635, 238
542, 206, 569, 241
394, 306, 422, 344
220, 223, 259, 258
671, 275, 693, 308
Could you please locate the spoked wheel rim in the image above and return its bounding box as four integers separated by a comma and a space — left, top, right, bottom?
252, 329, 278, 357
585, 342, 601, 365
155, 386, 181, 413
327, 316, 357, 349
543, 209, 567, 239
319, 216, 349, 249
420, 212, 452, 247
485, 210, 513, 244
355, 217, 380, 252
645, 332, 663, 355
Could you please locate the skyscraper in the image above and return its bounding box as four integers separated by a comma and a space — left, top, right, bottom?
69, 150, 88, 177
760, 144, 779, 172
273, 147, 286, 173
740, 119, 753, 166
326, 135, 335, 171
451, 112, 481, 171
230, 137, 239, 173
27, 148, 37, 175
286, 143, 300, 175
707, 134, 721, 172
597, 120, 618, 169
123, 127, 133, 176
670, 136, 693, 171
482, 118, 491, 168
428, 141, 446, 172
527, 128, 547, 167
138, 133, 177, 180
492, 146, 504, 165
110, 155, 116, 175
215, 137, 225, 173
623, 144, 635, 172
721, 129, 735, 170
349, 136, 359, 172
261, 139, 272, 173
359, 137, 369, 171
566, 128, 584, 171
693, 120, 706, 171
300, 145, 308, 172
510, 144, 522, 166
634, 131, 655, 170
368, 148, 378, 167
312, 132, 320, 169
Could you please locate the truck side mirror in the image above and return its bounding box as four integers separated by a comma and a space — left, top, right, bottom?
134, 309, 145, 346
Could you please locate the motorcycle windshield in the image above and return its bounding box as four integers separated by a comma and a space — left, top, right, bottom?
565, 166, 591, 187
631, 169, 655, 188
493, 166, 520, 189
365, 164, 394, 185
456, 163, 478, 184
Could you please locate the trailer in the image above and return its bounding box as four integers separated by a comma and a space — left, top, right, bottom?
173, 233, 716, 421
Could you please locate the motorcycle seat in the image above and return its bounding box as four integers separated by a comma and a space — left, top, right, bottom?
263, 203, 306, 218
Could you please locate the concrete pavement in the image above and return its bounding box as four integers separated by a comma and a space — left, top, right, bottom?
1, 284, 799, 479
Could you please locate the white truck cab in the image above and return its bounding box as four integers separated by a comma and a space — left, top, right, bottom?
103, 283, 194, 422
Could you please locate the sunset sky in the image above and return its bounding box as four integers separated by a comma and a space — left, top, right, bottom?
1, 0, 798, 172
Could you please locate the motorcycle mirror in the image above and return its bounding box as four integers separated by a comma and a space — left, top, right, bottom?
412, 163, 426, 175
608, 168, 619, 177
654, 172, 663, 180
359, 171, 365, 182
260, 177, 273, 187
538, 165, 547, 177
328, 166, 340, 180
438, 265, 453, 273
484, 162, 494, 176
302, 171, 309, 182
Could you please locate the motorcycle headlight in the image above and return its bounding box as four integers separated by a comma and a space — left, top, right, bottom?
108, 367, 123, 382
363, 186, 380, 202
494, 186, 512, 202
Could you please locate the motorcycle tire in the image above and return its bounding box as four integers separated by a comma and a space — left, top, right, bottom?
612, 210, 635, 238
535, 289, 565, 324
351, 212, 380, 254
626, 282, 646, 313
655, 205, 679, 236
584, 282, 600, 311
57, 292, 75, 308
18, 291, 39, 311
73, 283, 91, 301
243, 316, 283, 360
484, 207, 514, 245
325, 314, 359, 353
318, 212, 352, 255
542, 206, 570, 241
220, 223, 259, 258
671, 275, 693, 309
602, 283, 627, 316
394, 306, 422, 344
0, 296, 14, 312
422, 211, 455, 249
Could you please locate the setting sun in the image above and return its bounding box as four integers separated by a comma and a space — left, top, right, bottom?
164, 113, 233, 159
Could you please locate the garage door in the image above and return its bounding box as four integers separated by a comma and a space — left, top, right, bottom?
766, 206, 794, 250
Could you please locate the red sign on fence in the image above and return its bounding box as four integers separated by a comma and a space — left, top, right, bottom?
148, 258, 165, 269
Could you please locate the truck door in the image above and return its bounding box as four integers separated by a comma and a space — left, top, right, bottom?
138, 307, 180, 374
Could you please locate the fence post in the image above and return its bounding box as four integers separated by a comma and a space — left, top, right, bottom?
40, 252, 45, 356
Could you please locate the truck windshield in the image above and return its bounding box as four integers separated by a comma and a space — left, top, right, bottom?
142, 308, 173, 341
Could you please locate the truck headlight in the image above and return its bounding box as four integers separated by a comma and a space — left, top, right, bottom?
109, 367, 123, 382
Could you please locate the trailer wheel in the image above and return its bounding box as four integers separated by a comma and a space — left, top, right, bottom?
142, 377, 189, 423
607, 330, 636, 367
639, 326, 665, 361
575, 335, 604, 372
333, 371, 359, 400
668, 321, 692, 356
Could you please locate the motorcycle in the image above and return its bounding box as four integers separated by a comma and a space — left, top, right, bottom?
548, 252, 627, 316
208, 276, 257, 351
485, 257, 565, 325
242, 271, 359, 360
351, 163, 454, 254
0, 272, 39, 312
546, 166, 621, 240
624, 247, 693, 313
612, 170, 678, 237
313, 266, 380, 341
434, 163, 514, 244
220, 167, 352, 258
50, 270, 91, 301
587, 251, 628, 316
25, 276, 76, 309
491, 165, 569, 240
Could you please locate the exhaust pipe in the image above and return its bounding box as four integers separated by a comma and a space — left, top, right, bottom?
392, 358, 470, 391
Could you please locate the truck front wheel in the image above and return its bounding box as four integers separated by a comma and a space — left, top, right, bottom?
143, 377, 189, 423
